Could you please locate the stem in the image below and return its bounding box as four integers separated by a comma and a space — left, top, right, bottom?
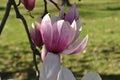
49, 0, 60, 10
42, 0, 48, 18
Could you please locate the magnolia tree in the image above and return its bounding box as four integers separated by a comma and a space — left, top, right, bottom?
0, 0, 102, 80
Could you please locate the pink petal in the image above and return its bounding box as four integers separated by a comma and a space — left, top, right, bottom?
63, 35, 88, 54
65, 3, 79, 24
40, 52, 60, 80
57, 21, 72, 53
40, 14, 53, 51
49, 20, 64, 53
68, 20, 78, 44
30, 24, 43, 47
81, 72, 102, 80
57, 66, 76, 80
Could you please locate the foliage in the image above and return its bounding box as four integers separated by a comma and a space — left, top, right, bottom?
0, 0, 120, 80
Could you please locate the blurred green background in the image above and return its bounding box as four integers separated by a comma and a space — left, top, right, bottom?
0, 0, 120, 80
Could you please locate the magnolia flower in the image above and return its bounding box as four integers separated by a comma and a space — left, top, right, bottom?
21, 0, 35, 11
39, 13, 88, 80
29, 3, 88, 80
40, 14, 88, 56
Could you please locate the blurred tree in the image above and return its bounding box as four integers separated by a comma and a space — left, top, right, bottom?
62, 0, 71, 6
61, 0, 81, 6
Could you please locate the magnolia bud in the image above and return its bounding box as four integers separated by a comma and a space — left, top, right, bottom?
21, 0, 35, 11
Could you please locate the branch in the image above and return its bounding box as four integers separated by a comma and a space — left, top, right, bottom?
0, 0, 40, 80
0, 0, 11, 34
12, 0, 40, 79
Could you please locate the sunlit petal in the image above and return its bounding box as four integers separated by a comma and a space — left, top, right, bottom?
74, 20, 82, 39
41, 45, 48, 61
40, 14, 53, 51
30, 23, 43, 47
57, 66, 76, 80
81, 72, 102, 80
63, 35, 88, 54
40, 52, 60, 80
50, 20, 64, 53
57, 21, 72, 53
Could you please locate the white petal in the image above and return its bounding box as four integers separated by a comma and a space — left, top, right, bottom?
74, 20, 82, 40
40, 52, 60, 80
69, 20, 77, 44
41, 45, 47, 61
57, 66, 76, 80
81, 72, 102, 80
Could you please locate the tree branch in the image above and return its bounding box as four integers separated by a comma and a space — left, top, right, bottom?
0, 0, 40, 80
0, 0, 11, 34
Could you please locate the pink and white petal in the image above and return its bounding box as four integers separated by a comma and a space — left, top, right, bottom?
74, 20, 82, 39
69, 20, 78, 44
40, 52, 60, 80
57, 66, 76, 80
40, 14, 53, 51
41, 45, 48, 61
30, 23, 36, 42
70, 20, 82, 42
57, 21, 72, 52
49, 21, 60, 53
62, 35, 88, 54
81, 72, 102, 80
30, 24, 42, 47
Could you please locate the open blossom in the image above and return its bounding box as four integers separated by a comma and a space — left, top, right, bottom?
21, 0, 35, 11
29, 3, 89, 80
39, 9, 88, 80
40, 13, 88, 56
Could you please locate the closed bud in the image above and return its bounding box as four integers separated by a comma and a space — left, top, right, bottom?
21, 0, 35, 11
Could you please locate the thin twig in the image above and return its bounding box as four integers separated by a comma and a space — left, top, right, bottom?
0, 0, 11, 34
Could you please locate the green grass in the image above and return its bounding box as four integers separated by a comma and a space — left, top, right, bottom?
0, 0, 120, 80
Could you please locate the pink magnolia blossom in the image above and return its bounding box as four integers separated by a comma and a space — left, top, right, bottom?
21, 0, 35, 11
39, 13, 88, 79
29, 3, 89, 80
40, 14, 88, 56
39, 3, 88, 79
